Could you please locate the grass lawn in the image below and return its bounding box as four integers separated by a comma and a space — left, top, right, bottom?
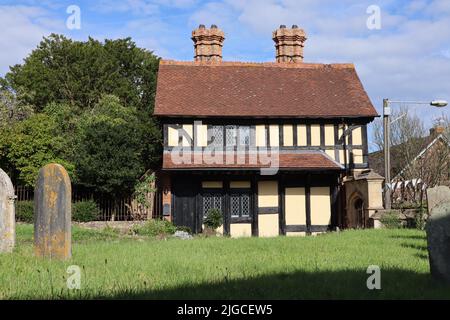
1, 224, 449, 299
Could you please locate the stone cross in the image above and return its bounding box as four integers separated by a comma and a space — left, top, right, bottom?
34, 163, 72, 260
0, 168, 15, 253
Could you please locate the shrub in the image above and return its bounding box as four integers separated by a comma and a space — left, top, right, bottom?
16, 201, 34, 223
204, 208, 223, 230
414, 208, 427, 230
72, 200, 100, 222
133, 219, 176, 237
176, 225, 192, 234
380, 211, 403, 229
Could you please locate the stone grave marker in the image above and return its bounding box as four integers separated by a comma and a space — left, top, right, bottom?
34, 163, 72, 260
0, 168, 15, 253
427, 186, 450, 214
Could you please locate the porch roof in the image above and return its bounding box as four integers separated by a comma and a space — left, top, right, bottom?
162, 150, 344, 171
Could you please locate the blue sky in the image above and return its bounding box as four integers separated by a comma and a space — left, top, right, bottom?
0, 0, 449, 143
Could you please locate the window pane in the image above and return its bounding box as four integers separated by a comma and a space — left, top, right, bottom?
241, 193, 250, 217
230, 194, 240, 217
203, 193, 222, 217
239, 126, 250, 147
226, 125, 237, 146
209, 126, 223, 147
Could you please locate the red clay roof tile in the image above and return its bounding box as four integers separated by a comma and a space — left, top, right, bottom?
154, 60, 378, 118
162, 151, 343, 170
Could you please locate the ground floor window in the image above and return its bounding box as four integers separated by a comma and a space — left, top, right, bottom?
202, 192, 223, 217
230, 192, 251, 217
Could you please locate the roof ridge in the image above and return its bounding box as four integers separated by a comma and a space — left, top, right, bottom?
160, 59, 355, 69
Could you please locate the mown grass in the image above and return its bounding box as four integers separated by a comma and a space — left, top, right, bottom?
1, 225, 449, 299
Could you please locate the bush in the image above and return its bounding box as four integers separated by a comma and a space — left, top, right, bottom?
380, 211, 403, 229
72, 200, 100, 222
133, 219, 176, 237
176, 225, 192, 234
204, 208, 223, 230
16, 201, 34, 223
414, 208, 427, 230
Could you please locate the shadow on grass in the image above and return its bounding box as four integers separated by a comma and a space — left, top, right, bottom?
389, 234, 426, 241
92, 268, 450, 300
401, 243, 428, 252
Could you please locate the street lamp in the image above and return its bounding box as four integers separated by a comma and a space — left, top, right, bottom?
383, 98, 448, 210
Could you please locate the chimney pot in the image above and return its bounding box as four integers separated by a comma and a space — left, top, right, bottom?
192, 24, 225, 62
272, 24, 307, 63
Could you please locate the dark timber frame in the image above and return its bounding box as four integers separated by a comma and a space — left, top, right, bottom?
169, 170, 341, 236
162, 117, 372, 170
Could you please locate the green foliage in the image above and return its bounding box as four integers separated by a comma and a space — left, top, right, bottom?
132, 219, 177, 237
0, 34, 161, 192
0, 89, 33, 129
380, 211, 403, 229
72, 200, 100, 222
15, 201, 34, 223
73, 95, 158, 196
176, 226, 192, 234
204, 208, 223, 230
134, 173, 156, 208
3, 34, 160, 113
0, 113, 74, 186
414, 208, 427, 230
7, 227, 450, 299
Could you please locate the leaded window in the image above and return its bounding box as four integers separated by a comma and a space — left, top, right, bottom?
239, 126, 250, 147
208, 125, 223, 147
225, 125, 238, 146
230, 192, 251, 218
202, 193, 223, 218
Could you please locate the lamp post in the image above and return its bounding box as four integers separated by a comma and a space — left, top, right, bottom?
383, 99, 448, 210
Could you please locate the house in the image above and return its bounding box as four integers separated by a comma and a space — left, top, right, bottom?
369, 124, 450, 205
153, 24, 383, 236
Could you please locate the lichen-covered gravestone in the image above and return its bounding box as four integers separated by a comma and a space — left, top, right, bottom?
0, 168, 15, 253
34, 163, 72, 260
426, 186, 450, 214
426, 201, 450, 283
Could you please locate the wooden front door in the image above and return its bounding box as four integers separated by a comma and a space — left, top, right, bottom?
173, 182, 197, 233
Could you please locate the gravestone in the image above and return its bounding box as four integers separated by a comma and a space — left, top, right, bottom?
426, 186, 450, 214
426, 201, 450, 283
0, 168, 15, 253
34, 163, 72, 260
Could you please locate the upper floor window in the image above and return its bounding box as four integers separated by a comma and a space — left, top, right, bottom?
208, 125, 251, 148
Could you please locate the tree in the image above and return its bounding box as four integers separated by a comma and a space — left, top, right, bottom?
0, 113, 74, 186
2, 34, 160, 114
372, 106, 426, 173
0, 88, 33, 129
73, 95, 159, 197
0, 34, 162, 194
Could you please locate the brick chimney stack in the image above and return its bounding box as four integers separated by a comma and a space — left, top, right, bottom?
272, 25, 307, 63
191, 24, 225, 62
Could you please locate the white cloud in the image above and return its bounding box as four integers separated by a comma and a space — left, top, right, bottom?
0, 5, 63, 75
93, 0, 160, 15
188, 0, 450, 128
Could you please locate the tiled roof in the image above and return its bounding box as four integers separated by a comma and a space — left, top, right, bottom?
162, 150, 343, 170
154, 60, 378, 118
